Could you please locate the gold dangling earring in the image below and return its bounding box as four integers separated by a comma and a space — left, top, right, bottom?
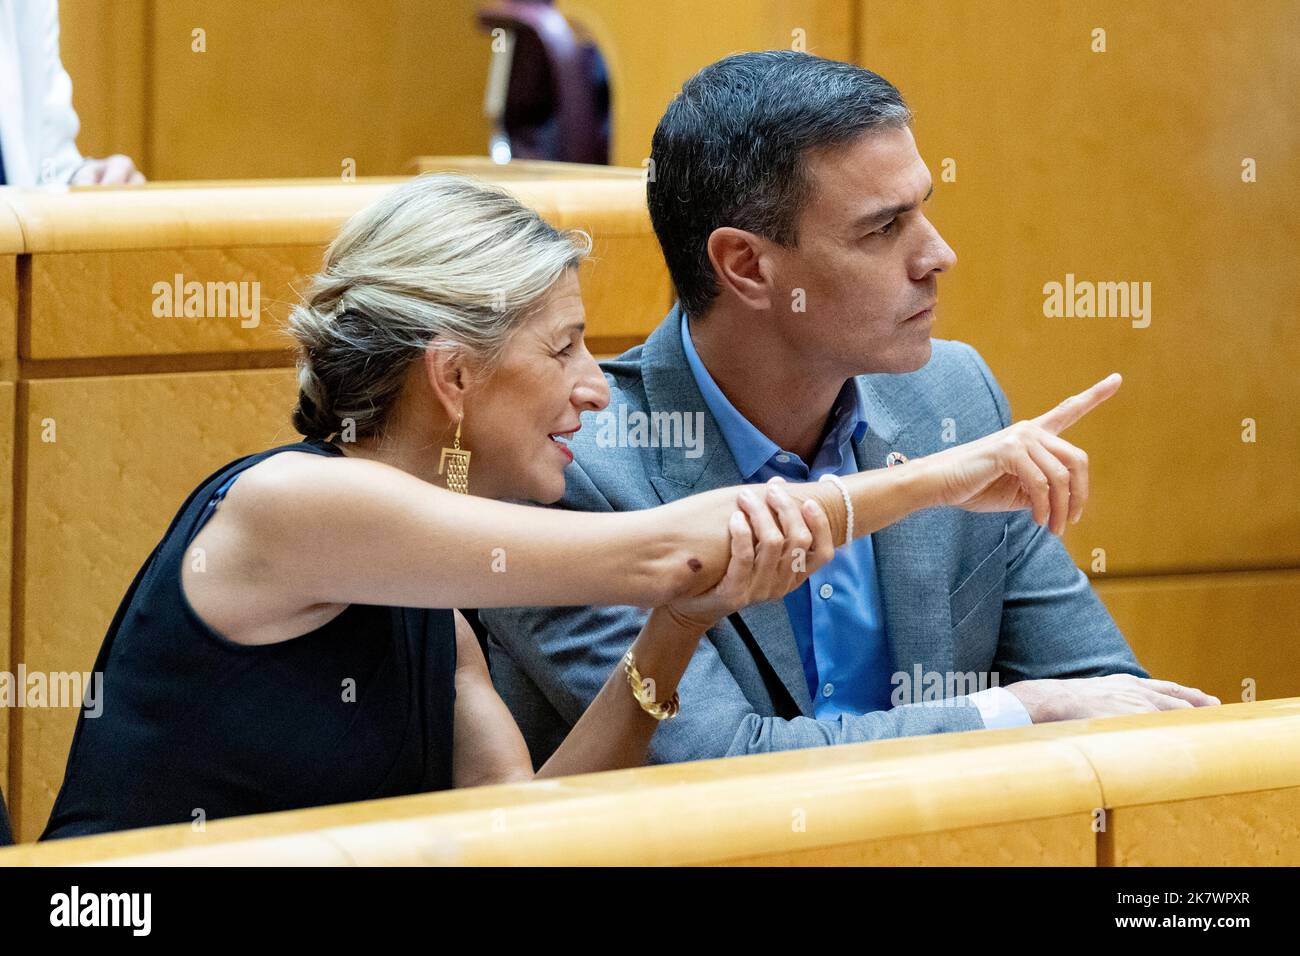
438, 415, 472, 494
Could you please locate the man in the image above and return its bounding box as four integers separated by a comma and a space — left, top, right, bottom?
479, 52, 1217, 766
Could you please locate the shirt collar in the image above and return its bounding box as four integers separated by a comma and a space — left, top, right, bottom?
680, 311, 869, 480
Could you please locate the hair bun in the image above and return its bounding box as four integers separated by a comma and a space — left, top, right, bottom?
291, 362, 342, 440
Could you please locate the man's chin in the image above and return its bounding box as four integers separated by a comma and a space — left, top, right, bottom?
859, 338, 932, 375
901, 337, 933, 372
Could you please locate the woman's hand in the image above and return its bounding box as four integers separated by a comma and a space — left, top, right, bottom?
662, 478, 835, 632
919, 373, 1121, 535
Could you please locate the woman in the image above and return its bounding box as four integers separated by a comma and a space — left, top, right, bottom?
42, 174, 1114, 839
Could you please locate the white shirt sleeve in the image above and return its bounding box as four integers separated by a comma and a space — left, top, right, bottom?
0, 0, 83, 185
32, 0, 84, 183
965, 686, 1033, 729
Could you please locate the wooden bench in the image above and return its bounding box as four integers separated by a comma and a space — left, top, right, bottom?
2, 698, 1294, 866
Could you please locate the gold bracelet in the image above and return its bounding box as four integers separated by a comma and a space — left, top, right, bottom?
622, 649, 679, 720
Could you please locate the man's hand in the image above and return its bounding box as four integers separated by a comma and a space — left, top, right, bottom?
71, 154, 146, 185
1005, 674, 1221, 723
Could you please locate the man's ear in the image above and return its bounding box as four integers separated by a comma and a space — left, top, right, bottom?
706, 227, 775, 311
422, 346, 469, 424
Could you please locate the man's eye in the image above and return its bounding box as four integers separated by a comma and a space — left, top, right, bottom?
554, 343, 574, 358
876, 218, 897, 237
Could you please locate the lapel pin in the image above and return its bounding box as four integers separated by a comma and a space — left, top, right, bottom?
885, 451, 909, 467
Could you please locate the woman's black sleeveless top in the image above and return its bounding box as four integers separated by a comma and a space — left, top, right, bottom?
42, 439, 457, 839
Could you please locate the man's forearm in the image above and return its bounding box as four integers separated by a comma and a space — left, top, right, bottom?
651, 699, 989, 763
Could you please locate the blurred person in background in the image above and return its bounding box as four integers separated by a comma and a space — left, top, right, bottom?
0, 0, 145, 186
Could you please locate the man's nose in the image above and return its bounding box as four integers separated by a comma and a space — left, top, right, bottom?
911, 216, 957, 279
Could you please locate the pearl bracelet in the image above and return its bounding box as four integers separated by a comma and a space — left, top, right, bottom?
818, 473, 854, 548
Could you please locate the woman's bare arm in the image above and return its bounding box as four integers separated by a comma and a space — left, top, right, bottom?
448, 604, 708, 786
449, 611, 535, 788
184, 375, 1119, 644
452, 481, 836, 785
183, 447, 910, 645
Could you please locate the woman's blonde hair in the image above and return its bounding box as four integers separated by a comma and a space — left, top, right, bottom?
287, 173, 591, 440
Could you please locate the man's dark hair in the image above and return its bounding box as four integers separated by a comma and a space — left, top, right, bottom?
647, 51, 911, 317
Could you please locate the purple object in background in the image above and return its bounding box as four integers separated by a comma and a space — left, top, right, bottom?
477, 0, 610, 165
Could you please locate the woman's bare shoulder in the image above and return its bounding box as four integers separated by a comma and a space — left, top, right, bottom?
220, 447, 408, 515
181, 450, 356, 645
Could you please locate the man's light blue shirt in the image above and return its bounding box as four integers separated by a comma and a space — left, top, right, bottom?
679, 314, 1028, 728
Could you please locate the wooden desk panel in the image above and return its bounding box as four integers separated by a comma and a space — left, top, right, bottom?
28, 247, 315, 359
413, 157, 644, 180
718, 815, 1093, 866
0, 211, 17, 806
1070, 700, 1300, 807
0, 196, 23, 254
12, 177, 670, 360
0, 383, 13, 802
147, 1, 490, 180
5, 699, 1297, 865
1105, 788, 1300, 866
1070, 699, 1300, 865
0, 254, 17, 381
5, 178, 656, 256
1, 182, 401, 252
1095, 570, 1300, 704
11, 368, 299, 841
3, 737, 1103, 865
859, 0, 1300, 576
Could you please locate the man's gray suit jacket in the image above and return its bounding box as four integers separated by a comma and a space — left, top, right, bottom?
479, 308, 1146, 766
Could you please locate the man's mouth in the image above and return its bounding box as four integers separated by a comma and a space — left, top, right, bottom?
904, 303, 936, 322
